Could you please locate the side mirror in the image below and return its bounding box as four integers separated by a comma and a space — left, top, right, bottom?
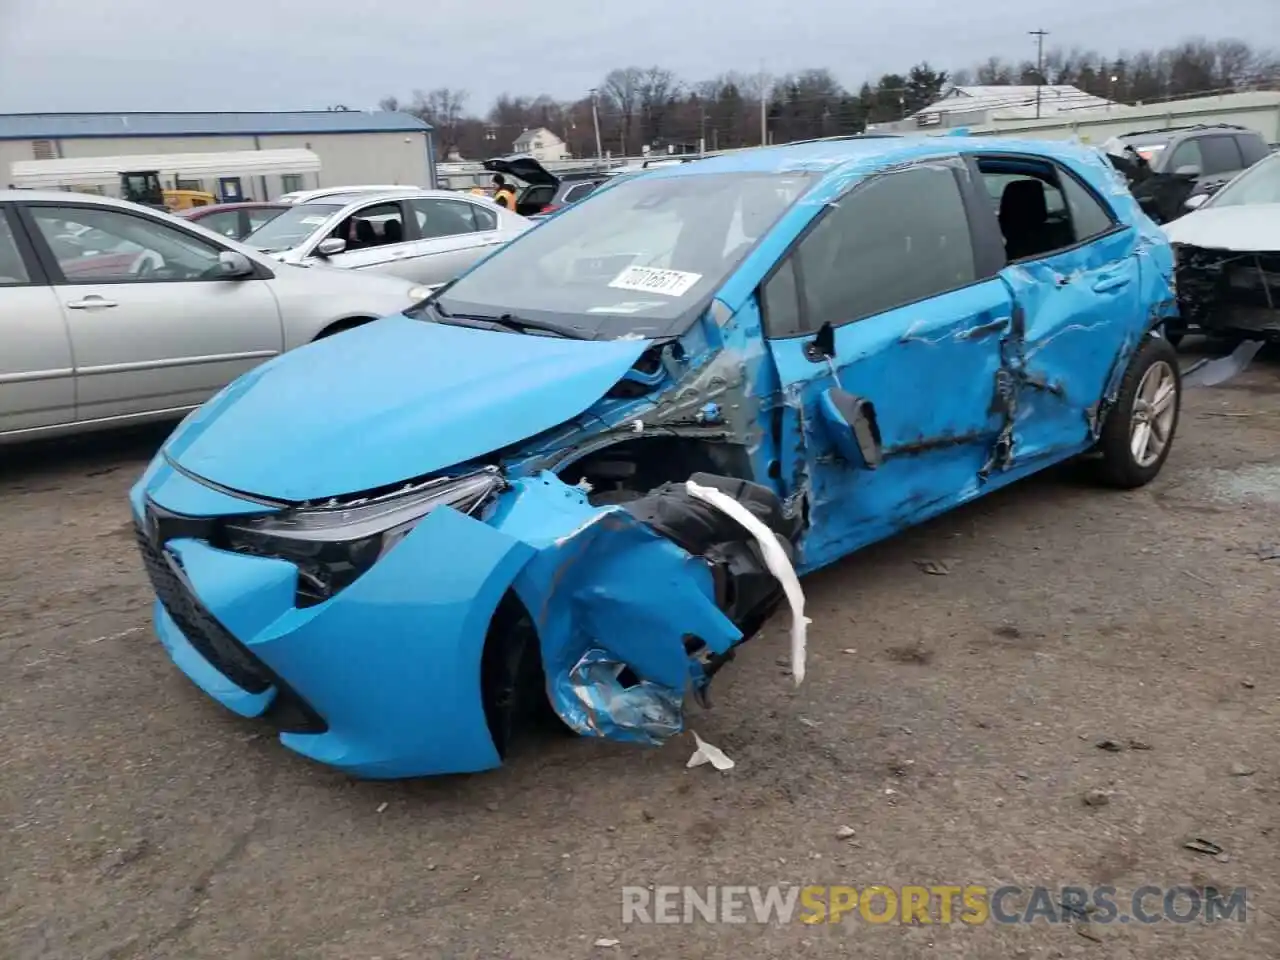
1183, 193, 1209, 211
817, 389, 883, 469
1174, 164, 1202, 177
216, 250, 255, 279
316, 237, 346, 257
803, 321, 836, 362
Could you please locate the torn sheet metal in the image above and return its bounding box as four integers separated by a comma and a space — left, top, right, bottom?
493, 472, 800, 746
1182, 340, 1265, 388
555, 648, 685, 745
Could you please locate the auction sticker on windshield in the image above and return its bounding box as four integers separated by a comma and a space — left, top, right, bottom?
609, 266, 702, 297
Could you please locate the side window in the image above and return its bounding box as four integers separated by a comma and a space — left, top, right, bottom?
411, 198, 479, 239
198, 210, 242, 239
1237, 135, 1268, 167
0, 212, 32, 285
30, 206, 224, 283
1199, 136, 1243, 175
1167, 138, 1204, 174
470, 203, 498, 231
332, 201, 405, 250
762, 164, 977, 336
281, 174, 305, 194
1058, 172, 1116, 241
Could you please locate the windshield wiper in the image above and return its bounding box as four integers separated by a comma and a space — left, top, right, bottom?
427, 300, 584, 339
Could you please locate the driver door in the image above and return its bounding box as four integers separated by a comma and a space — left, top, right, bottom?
759, 161, 1013, 569
21, 202, 282, 422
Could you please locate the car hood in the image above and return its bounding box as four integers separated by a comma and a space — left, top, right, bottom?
483, 155, 559, 187
163, 315, 650, 502
1164, 203, 1280, 252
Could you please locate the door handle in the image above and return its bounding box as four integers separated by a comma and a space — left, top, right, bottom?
66, 296, 119, 310
1092, 274, 1132, 293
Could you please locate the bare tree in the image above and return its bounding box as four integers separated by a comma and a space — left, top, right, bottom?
602, 67, 643, 155
378, 95, 400, 112
410, 88, 469, 158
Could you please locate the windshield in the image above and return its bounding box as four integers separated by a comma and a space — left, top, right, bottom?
426, 170, 815, 339
245, 203, 343, 251
1207, 154, 1280, 208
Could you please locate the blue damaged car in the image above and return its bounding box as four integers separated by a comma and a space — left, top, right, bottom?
131, 136, 1181, 778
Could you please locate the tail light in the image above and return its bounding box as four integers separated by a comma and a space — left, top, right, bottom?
539, 204, 560, 215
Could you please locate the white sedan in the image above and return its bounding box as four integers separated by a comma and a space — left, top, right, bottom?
0, 190, 429, 443
243, 189, 532, 287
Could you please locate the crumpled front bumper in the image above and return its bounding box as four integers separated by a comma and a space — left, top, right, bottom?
131, 461, 753, 779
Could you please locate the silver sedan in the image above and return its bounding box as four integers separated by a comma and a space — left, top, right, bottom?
0, 190, 430, 443
243, 189, 531, 287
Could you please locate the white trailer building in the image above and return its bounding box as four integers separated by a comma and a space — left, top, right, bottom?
0, 111, 435, 200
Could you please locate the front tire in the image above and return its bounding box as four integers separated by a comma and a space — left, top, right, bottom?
1096, 334, 1181, 489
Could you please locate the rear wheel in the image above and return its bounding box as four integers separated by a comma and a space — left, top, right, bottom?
1096, 335, 1181, 489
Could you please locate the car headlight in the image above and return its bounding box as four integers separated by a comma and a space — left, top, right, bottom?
407, 285, 432, 302
221, 467, 505, 604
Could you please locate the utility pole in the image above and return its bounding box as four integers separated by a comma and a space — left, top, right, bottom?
759, 60, 768, 146
589, 88, 604, 162
1030, 28, 1049, 119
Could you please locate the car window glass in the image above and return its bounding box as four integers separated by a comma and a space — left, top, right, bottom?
1198, 136, 1243, 175
410, 198, 478, 239
0, 213, 30, 284
471, 203, 498, 231
563, 183, 597, 204
761, 257, 802, 337
1058, 173, 1115, 241
1168, 139, 1204, 174
243, 202, 342, 252
1209, 154, 1280, 207
247, 208, 283, 232
979, 164, 1077, 262
770, 164, 976, 335
199, 210, 241, 238
32, 206, 224, 283
333, 201, 405, 250
1237, 135, 1268, 167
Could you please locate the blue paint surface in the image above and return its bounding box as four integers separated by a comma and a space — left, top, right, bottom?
131, 135, 1177, 778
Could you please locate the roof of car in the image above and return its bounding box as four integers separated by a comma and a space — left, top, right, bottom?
297, 188, 467, 207
182, 201, 290, 215
0, 188, 150, 206
648, 135, 1108, 179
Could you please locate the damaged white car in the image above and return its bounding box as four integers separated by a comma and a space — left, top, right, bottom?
1164, 151, 1280, 343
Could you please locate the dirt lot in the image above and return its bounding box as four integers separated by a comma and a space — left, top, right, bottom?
2, 350, 1278, 960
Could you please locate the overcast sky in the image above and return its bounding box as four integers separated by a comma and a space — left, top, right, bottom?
0, 0, 1267, 115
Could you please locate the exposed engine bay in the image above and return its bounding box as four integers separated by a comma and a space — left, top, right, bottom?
1174, 245, 1280, 338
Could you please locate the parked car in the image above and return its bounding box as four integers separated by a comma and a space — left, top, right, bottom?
180, 202, 289, 241
277, 185, 421, 205
241, 190, 530, 286
482, 155, 615, 217
1163, 150, 1280, 343
0, 191, 432, 442
1104, 123, 1270, 223
130, 136, 1179, 779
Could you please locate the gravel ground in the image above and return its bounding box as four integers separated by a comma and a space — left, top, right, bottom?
2, 349, 1278, 960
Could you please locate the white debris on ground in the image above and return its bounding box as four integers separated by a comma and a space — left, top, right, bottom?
687, 731, 735, 771
684, 479, 810, 685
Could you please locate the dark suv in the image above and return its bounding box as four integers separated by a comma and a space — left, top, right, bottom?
1110, 123, 1270, 223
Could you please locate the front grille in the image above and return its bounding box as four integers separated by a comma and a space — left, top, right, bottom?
134, 524, 273, 694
